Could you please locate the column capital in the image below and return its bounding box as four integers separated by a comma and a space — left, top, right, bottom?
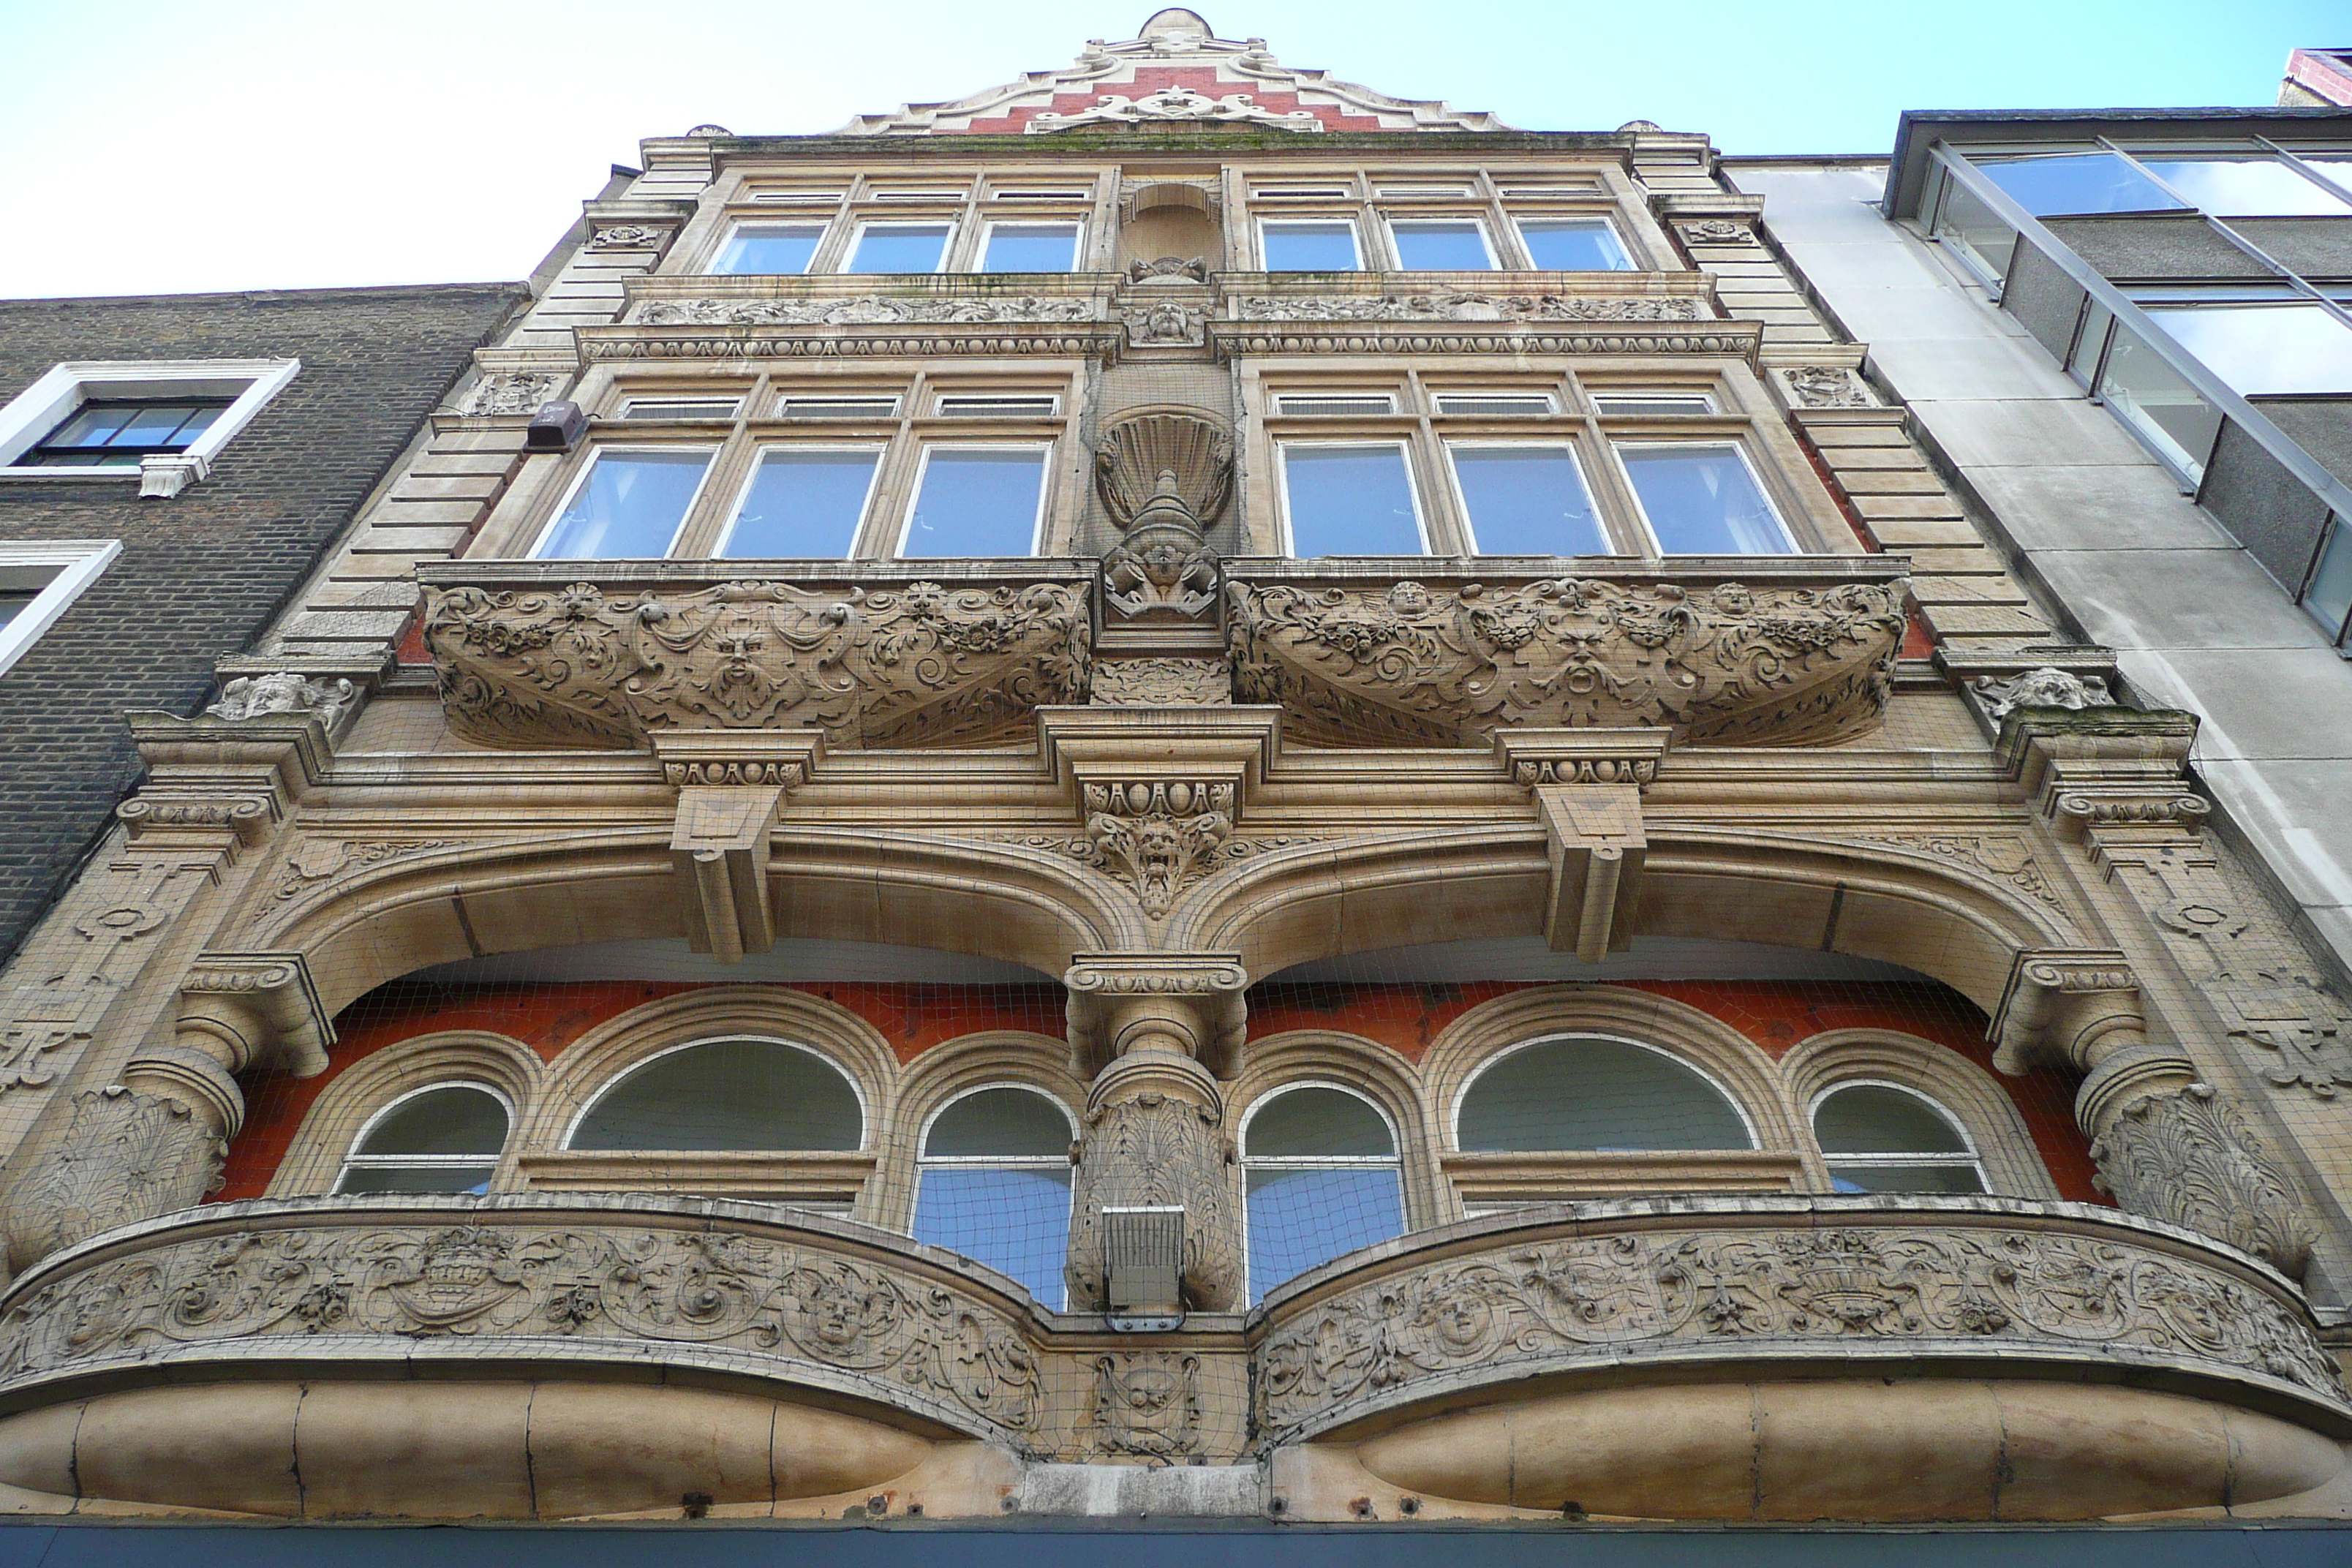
1064, 951, 1248, 1079
176, 950, 334, 1079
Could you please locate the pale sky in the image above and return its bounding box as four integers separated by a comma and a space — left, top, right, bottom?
0, 0, 2339, 299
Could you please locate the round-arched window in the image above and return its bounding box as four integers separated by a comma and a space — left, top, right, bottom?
567, 1038, 862, 1151
1811, 1082, 1988, 1194
335, 1083, 511, 1194
911, 1085, 1074, 1308
1455, 1035, 1754, 1152
1241, 1084, 1403, 1305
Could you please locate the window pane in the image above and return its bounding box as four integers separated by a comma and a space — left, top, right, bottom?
172, 404, 223, 443
1813, 1085, 1970, 1155
1828, 1163, 1988, 1196
535, 451, 710, 559
2134, 158, 2352, 217
1246, 1087, 1394, 1158
358, 1086, 509, 1157
847, 223, 950, 274
1519, 219, 1632, 271
1975, 151, 2188, 216
1931, 176, 2019, 282
1282, 445, 1422, 556
1263, 222, 1360, 271
570, 1039, 862, 1150
1458, 1037, 1752, 1152
1618, 446, 1792, 554
44, 404, 135, 447
109, 404, 197, 447
2097, 323, 2223, 479
336, 1164, 497, 1196
2147, 304, 2352, 396
723, 448, 877, 558
913, 1166, 1071, 1307
714, 225, 823, 275
981, 224, 1079, 272
926, 1088, 1070, 1158
902, 448, 1046, 557
1392, 220, 1492, 270
1451, 445, 1607, 555
1246, 1166, 1403, 1303
0, 593, 36, 630
2305, 521, 2352, 643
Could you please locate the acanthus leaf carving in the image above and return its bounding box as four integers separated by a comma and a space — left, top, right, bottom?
2089, 1084, 2317, 1278
423, 577, 1093, 750
0, 1087, 225, 1267
1853, 834, 2064, 909
636, 296, 1098, 327
276, 839, 469, 901
1066, 1091, 1240, 1313
1082, 780, 1235, 919
1227, 576, 1907, 747
1089, 657, 1232, 706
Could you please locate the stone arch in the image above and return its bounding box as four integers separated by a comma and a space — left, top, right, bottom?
879, 1030, 1083, 1233
263, 1029, 546, 1200
1229, 1030, 1438, 1230
1780, 1027, 2062, 1200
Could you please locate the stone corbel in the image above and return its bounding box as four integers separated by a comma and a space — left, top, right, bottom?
653, 732, 819, 963
1064, 951, 1248, 1080
124, 711, 333, 859
1496, 731, 1670, 964
1989, 948, 2144, 1077
1997, 707, 2204, 844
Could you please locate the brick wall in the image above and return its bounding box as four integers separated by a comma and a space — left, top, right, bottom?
0, 283, 526, 960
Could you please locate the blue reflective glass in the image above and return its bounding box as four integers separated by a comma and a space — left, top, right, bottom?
535, 450, 712, 559
847, 223, 950, 274
902, 448, 1045, 557
722, 448, 878, 557
1519, 219, 1632, 271
1262, 222, 1360, 271
1245, 1166, 1403, 1304
981, 224, 1079, 272
1452, 445, 1607, 555
713, 225, 823, 275
913, 1166, 1071, 1307
1976, 152, 2188, 216
1391, 221, 1493, 270
2148, 304, 2352, 396
2305, 523, 2352, 645
1618, 445, 1792, 555
2134, 158, 2352, 217
1281, 445, 1422, 556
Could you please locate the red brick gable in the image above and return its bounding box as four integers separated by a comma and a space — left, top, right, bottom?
959, 66, 1385, 134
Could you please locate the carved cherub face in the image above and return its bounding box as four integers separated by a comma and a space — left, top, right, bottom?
242, 673, 310, 715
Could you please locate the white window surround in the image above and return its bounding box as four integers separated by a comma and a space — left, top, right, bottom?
894, 442, 1054, 557
712, 443, 886, 559
0, 359, 299, 497
1257, 216, 1365, 271
527, 445, 720, 561
0, 540, 122, 682
1273, 438, 1431, 556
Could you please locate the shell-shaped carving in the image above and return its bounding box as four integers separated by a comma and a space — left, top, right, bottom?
1095, 412, 1234, 531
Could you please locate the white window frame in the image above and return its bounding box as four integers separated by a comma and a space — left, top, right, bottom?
332, 1081, 515, 1195
712, 443, 887, 559
527, 444, 721, 562
1591, 392, 1719, 416
1807, 1079, 1991, 1193
976, 219, 1086, 274
1441, 438, 1610, 557
911, 1082, 1079, 1305
1275, 437, 1431, 557
894, 442, 1054, 559
0, 359, 300, 497
1610, 440, 1799, 557
1387, 214, 1500, 271
1239, 1081, 1405, 1303
840, 218, 957, 275
0, 540, 122, 682
562, 1035, 869, 1151
1513, 215, 1635, 271
1257, 216, 1364, 272
709, 220, 829, 276
1450, 1033, 1762, 1152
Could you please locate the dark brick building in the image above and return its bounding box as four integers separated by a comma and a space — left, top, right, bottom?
0, 283, 525, 960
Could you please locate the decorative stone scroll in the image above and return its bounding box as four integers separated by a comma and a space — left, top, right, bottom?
1028, 84, 1322, 133
1251, 1200, 2348, 1444
456, 373, 562, 417
422, 577, 1093, 751
1234, 293, 1705, 323
0, 1207, 1043, 1445
1089, 1352, 1204, 1460
1775, 366, 1876, 410
1089, 658, 1232, 706
1226, 576, 1908, 747
636, 296, 1099, 327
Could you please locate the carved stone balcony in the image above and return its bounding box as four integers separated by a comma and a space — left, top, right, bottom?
418, 560, 1096, 751
1224, 557, 1912, 747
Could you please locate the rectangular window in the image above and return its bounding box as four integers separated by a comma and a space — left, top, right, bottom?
845, 222, 952, 274
2304, 518, 2352, 647
532, 448, 715, 559
2144, 303, 2352, 396
900, 447, 1049, 557
1433, 392, 1557, 415
1261, 219, 1362, 272
1389, 218, 1496, 271
2133, 157, 2352, 217
2096, 321, 2224, 481
981, 222, 1082, 272
1279, 442, 1425, 556
1251, 186, 1350, 200
1518, 218, 1632, 271
1378, 183, 1474, 198
1448, 443, 1607, 556
990, 187, 1091, 202
0, 540, 122, 681
747, 189, 846, 206
622, 397, 744, 421
718, 448, 881, 559
1273, 393, 1397, 416
0, 359, 300, 497
711, 223, 824, 276
1593, 393, 1716, 416
1972, 151, 2188, 217
778, 394, 901, 418
935, 394, 1060, 417
12, 399, 229, 468
1616, 444, 1795, 555
1929, 168, 2021, 286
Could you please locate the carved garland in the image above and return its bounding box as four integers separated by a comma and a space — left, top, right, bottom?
1234, 295, 1705, 324
636, 297, 1100, 327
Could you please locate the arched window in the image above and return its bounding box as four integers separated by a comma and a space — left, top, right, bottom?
1242, 1084, 1404, 1305
911, 1085, 1074, 1308
1456, 1035, 1754, 1152
335, 1084, 511, 1194
566, 1037, 862, 1150
1811, 1082, 1989, 1194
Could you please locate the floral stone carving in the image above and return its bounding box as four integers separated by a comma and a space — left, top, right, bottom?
0, 1208, 1043, 1444
1082, 780, 1235, 919
1089, 1352, 1204, 1460
1234, 294, 1705, 323
423, 578, 1093, 750
2089, 1083, 2315, 1279
1253, 1204, 2347, 1444
637, 296, 1098, 327
1227, 576, 1908, 747
1, 1088, 225, 1269
1028, 85, 1322, 134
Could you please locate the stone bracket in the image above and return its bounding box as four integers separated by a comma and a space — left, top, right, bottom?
176, 951, 335, 1079
1989, 947, 2140, 1076
1497, 731, 1669, 964
655, 732, 818, 963
1038, 705, 1281, 810
1065, 951, 1248, 1079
